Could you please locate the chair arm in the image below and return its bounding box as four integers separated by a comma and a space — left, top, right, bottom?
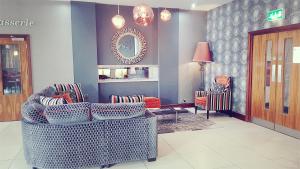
195, 91, 208, 97
206, 90, 232, 111
84, 94, 89, 102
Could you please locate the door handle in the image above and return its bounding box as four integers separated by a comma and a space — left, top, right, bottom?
278, 65, 282, 83
272, 64, 276, 82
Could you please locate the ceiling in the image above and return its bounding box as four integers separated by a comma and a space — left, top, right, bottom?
68, 0, 234, 11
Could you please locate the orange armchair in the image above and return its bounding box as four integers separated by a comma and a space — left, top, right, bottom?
195, 75, 232, 119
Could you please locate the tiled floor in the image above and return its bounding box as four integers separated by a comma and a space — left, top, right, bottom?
1, 110, 300, 169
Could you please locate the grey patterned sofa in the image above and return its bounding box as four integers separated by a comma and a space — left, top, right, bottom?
21, 86, 157, 169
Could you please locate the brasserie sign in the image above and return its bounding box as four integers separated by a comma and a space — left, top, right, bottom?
0, 19, 34, 27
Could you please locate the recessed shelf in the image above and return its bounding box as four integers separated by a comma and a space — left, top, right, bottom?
98, 65, 159, 83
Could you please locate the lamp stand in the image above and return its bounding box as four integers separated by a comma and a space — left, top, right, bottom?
199, 62, 205, 91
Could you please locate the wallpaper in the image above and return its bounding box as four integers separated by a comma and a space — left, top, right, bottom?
206, 0, 300, 115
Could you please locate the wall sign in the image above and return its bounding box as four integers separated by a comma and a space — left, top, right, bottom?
0, 19, 34, 27
267, 8, 285, 21
293, 47, 300, 64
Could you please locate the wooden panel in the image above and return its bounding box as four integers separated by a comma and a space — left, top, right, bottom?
251, 35, 263, 119
251, 33, 277, 123
286, 30, 300, 131
0, 37, 32, 121
275, 31, 296, 129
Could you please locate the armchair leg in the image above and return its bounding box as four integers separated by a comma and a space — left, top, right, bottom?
206, 110, 209, 119
195, 106, 198, 114
229, 110, 233, 117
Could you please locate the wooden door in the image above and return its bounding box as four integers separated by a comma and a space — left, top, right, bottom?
0, 36, 32, 121
251, 33, 278, 124
275, 30, 300, 131
251, 30, 300, 133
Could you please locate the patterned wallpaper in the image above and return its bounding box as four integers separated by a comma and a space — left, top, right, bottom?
206, 0, 300, 115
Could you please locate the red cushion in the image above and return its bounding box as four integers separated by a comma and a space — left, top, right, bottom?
195, 97, 206, 106
144, 97, 161, 108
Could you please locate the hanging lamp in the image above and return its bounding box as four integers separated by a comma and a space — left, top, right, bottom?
160, 8, 172, 22
112, 4, 125, 29
133, 4, 154, 26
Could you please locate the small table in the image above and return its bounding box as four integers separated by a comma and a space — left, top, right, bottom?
148, 107, 189, 123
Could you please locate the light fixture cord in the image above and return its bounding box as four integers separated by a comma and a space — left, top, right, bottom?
117, 3, 120, 14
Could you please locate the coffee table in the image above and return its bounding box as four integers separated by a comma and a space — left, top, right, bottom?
148, 107, 189, 123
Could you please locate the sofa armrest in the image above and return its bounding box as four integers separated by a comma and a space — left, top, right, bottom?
145, 110, 156, 118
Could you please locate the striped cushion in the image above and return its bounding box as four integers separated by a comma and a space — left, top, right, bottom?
54, 83, 85, 102
110, 95, 144, 103
40, 96, 66, 106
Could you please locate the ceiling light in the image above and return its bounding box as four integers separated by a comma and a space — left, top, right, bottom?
191, 3, 197, 9
133, 4, 154, 27
112, 4, 125, 29
160, 8, 172, 22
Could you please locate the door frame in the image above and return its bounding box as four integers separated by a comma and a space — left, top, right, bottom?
246, 23, 300, 122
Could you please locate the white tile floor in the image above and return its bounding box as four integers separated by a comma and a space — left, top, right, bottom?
1, 110, 300, 169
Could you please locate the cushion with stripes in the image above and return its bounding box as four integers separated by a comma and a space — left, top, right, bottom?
54, 83, 85, 102
110, 95, 144, 103
40, 96, 66, 106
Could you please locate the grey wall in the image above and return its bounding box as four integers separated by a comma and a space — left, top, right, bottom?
158, 9, 179, 104
96, 4, 159, 102
96, 4, 158, 65
207, 0, 300, 115
0, 0, 74, 92
71, 2, 99, 102
178, 10, 207, 103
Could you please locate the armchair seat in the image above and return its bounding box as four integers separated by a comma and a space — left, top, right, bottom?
195, 97, 206, 107
195, 75, 232, 119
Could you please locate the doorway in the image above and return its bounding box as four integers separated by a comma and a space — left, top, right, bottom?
247, 24, 300, 138
0, 35, 32, 121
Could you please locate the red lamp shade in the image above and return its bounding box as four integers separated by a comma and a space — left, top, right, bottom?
193, 42, 212, 63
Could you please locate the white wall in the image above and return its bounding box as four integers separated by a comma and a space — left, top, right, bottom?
0, 0, 74, 92
178, 10, 207, 103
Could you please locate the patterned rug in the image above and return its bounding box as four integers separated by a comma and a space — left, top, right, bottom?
157, 112, 215, 134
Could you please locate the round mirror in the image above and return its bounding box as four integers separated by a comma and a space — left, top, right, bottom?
112, 28, 147, 64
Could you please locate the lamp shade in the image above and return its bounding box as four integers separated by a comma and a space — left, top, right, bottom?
193, 42, 212, 63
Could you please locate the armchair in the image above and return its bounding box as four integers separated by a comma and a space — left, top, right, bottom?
194, 75, 232, 119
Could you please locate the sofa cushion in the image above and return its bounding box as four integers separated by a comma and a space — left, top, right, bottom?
44, 102, 91, 124
40, 96, 66, 106
54, 83, 85, 102
110, 95, 144, 103
21, 102, 47, 123
53, 93, 73, 104
91, 102, 146, 120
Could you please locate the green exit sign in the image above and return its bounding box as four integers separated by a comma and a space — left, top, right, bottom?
267, 8, 285, 21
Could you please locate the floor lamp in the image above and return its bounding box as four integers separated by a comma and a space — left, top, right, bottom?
193, 42, 212, 91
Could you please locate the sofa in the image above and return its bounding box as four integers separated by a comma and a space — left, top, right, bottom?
21, 85, 157, 169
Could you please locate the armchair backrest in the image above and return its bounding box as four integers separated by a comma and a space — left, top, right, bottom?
215, 75, 231, 89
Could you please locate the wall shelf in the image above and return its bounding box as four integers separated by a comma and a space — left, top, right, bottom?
98, 65, 159, 83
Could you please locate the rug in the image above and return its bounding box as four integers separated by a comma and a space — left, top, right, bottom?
157, 111, 215, 134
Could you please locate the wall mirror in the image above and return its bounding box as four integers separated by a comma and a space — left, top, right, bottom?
112, 28, 147, 64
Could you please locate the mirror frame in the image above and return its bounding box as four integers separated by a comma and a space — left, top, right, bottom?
111, 27, 147, 65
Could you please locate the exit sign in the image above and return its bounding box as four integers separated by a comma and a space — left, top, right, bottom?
267, 9, 285, 21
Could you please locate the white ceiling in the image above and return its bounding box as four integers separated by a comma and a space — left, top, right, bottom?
69, 0, 234, 11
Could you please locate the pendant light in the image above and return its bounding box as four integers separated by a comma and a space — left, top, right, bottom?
160, 8, 172, 22
133, 4, 154, 27
112, 4, 125, 29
